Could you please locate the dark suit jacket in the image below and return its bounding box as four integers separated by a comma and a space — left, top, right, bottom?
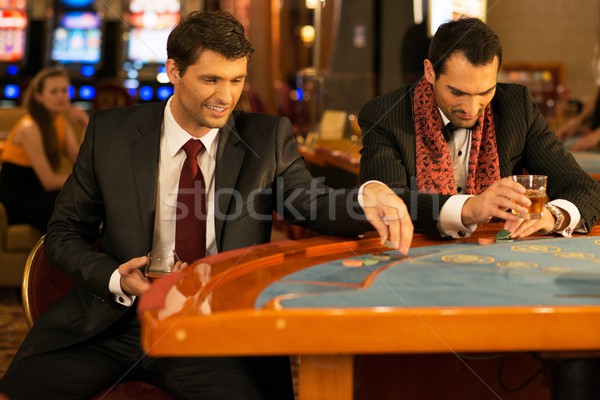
359, 83, 600, 237
13, 101, 372, 364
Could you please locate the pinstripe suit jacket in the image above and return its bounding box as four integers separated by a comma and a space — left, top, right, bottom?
359, 83, 600, 237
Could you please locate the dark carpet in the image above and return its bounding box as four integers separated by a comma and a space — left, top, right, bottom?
0, 287, 300, 397
0, 288, 27, 377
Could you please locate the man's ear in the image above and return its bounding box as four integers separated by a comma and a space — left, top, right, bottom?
166, 59, 179, 83
423, 59, 436, 84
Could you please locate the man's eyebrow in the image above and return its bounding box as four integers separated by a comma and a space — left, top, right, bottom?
199, 73, 247, 80
447, 84, 496, 96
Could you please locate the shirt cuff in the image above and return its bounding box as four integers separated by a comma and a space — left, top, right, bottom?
439, 194, 477, 238
109, 269, 136, 306
357, 180, 387, 208
547, 199, 583, 237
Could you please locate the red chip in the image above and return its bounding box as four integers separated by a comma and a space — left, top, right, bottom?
478, 237, 495, 246
342, 259, 364, 267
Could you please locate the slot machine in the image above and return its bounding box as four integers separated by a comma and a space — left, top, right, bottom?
49, 0, 102, 109
0, 0, 29, 107
121, 0, 181, 102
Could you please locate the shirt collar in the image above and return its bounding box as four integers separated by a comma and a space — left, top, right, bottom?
164, 96, 219, 158
439, 108, 451, 127
438, 108, 472, 132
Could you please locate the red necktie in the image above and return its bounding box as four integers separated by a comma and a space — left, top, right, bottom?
175, 139, 206, 263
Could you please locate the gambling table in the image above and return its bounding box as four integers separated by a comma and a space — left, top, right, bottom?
139, 224, 600, 399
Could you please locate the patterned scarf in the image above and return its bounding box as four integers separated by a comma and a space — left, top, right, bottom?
412, 78, 500, 195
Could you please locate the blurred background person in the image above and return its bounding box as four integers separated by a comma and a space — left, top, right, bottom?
556, 40, 600, 151
400, 21, 431, 85
0, 67, 86, 233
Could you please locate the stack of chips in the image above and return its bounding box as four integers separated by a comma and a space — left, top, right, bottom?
477, 237, 495, 245
372, 253, 391, 261
342, 259, 364, 267
363, 258, 379, 266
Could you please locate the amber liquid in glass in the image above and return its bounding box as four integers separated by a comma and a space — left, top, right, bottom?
146, 272, 168, 283
525, 190, 545, 219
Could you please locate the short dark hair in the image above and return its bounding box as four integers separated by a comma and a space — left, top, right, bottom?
428, 17, 502, 77
167, 10, 255, 76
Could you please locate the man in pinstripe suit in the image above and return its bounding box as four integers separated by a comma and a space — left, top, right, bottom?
360, 17, 600, 399
360, 17, 600, 242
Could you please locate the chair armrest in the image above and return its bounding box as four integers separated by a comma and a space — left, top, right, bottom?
6, 225, 42, 250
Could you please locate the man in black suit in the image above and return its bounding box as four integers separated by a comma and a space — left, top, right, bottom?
360, 17, 600, 240
0, 11, 412, 400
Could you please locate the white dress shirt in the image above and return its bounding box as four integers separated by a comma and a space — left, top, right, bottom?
437, 110, 582, 238
152, 98, 219, 256
110, 96, 219, 306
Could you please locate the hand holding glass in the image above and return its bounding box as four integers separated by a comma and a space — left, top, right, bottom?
511, 175, 547, 219
145, 248, 180, 282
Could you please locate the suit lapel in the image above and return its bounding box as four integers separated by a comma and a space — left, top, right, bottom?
405, 88, 417, 178
130, 102, 164, 244
215, 114, 245, 251
492, 98, 512, 177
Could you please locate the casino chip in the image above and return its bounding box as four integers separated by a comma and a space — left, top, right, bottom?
342, 259, 364, 267
495, 229, 513, 243
363, 258, 379, 266
478, 237, 495, 246
496, 230, 511, 240
372, 253, 391, 261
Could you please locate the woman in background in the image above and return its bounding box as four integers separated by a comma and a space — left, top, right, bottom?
555, 89, 600, 151
0, 67, 86, 232
556, 39, 600, 151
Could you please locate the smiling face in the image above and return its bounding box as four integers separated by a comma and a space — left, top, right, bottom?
424, 52, 499, 129
167, 49, 248, 137
34, 76, 71, 114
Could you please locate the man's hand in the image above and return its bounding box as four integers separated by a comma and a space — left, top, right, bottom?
119, 257, 189, 297
462, 177, 530, 226
362, 182, 413, 255
118, 256, 151, 297
67, 106, 90, 128
504, 208, 555, 238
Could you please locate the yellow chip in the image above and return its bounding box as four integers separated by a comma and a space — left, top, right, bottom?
342, 259, 364, 267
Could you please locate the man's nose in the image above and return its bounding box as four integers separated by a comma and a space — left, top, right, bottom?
463, 96, 480, 116
215, 83, 231, 101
